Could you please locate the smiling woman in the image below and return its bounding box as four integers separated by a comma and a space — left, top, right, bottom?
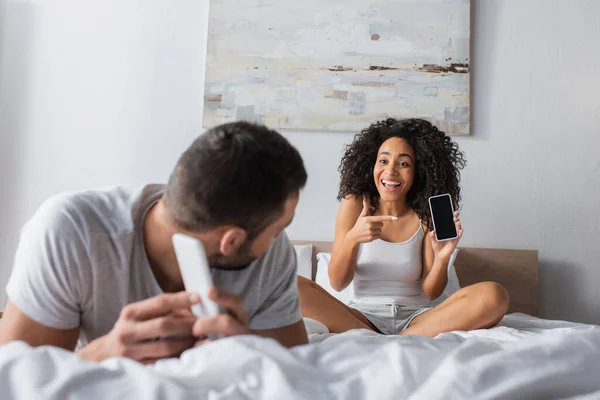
298, 117, 509, 338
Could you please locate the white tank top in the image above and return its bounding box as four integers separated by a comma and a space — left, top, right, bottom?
352, 225, 430, 307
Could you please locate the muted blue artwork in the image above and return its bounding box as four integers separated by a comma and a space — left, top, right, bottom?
204, 0, 470, 135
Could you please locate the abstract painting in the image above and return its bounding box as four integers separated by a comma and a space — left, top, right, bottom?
203, 0, 470, 135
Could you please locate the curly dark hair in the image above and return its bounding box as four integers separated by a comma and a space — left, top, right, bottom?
337, 118, 466, 230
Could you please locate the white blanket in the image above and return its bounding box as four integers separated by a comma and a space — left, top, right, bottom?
1, 314, 599, 399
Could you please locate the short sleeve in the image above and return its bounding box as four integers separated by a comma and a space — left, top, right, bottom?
248, 232, 303, 330
5, 195, 87, 329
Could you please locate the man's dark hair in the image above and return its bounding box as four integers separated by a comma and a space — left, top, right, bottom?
163, 121, 307, 239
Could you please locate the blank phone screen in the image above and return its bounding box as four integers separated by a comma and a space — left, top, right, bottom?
429, 195, 457, 240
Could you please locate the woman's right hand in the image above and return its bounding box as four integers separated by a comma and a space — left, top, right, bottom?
346, 197, 397, 244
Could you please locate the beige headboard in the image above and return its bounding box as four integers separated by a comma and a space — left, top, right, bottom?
292, 241, 539, 317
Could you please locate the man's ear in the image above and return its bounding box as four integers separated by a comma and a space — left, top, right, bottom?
219, 227, 248, 256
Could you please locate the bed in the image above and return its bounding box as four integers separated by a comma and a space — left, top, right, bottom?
0, 242, 599, 399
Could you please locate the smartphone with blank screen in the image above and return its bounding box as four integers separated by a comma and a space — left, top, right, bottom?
428, 194, 458, 242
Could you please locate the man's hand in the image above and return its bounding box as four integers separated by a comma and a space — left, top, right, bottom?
192, 287, 250, 345
77, 292, 200, 364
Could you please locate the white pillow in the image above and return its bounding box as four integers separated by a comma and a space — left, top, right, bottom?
303, 317, 329, 335
315, 252, 354, 304
314, 249, 460, 307
293, 244, 313, 279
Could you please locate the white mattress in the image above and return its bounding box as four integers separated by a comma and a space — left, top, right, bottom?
1, 313, 599, 399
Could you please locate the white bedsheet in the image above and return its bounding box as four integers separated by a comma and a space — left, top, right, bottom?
1, 314, 599, 399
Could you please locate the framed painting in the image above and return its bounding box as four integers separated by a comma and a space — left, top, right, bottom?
203, 0, 470, 135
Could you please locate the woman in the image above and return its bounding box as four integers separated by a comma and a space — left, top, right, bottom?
298, 118, 509, 337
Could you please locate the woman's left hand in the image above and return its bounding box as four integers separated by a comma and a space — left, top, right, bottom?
430, 211, 463, 260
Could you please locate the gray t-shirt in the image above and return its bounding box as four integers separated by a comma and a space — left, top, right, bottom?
5, 184, 302, 345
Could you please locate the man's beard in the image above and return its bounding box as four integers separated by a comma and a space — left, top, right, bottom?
208, 241, 257, 271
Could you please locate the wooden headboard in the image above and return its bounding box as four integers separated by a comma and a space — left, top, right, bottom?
292, 241, 539, 316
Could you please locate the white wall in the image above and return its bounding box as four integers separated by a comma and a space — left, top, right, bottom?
1, 0, 599, 324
